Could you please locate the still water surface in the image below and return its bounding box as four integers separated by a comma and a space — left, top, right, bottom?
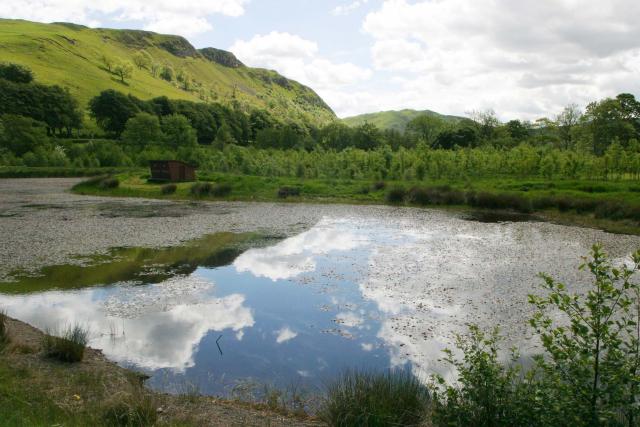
0, 218, 416, 395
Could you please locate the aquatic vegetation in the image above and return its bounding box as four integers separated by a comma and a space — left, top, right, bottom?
43, 325, 89, 363
319, 369, 430, 427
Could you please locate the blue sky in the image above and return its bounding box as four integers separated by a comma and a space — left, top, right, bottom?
2, 0, 640, 120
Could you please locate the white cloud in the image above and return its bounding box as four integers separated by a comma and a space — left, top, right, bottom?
275, 326, 298, 344
358, 0, 640, 120
332, 0, 369, 16
0, 0, 249, 37
230, 31, 371, 101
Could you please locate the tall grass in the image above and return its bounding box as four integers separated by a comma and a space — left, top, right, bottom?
102, 394, 158, 427
0, 310, 9, 349
319, 369, 430, 427
43, 325, 89, 363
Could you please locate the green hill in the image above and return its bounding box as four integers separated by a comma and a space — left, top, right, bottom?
0, 19, 335, 127
342, 109, 465, 131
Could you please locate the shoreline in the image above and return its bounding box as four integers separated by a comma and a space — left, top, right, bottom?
0, 315, 320, 426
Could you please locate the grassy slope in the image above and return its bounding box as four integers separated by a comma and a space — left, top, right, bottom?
73, 172, 640, 235
342, 109, 465, 131
0, 19, 335, 127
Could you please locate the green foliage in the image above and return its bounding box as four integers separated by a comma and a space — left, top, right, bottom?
210, 183, 232, 197
161, 114, 197, 149
431, 326, 540, 427
319, 369, 430, 427
530, 245, 640, 425
121, 113, 162, 147
277, 186, 301, 198
0, 62, 33, 83
89, 90, 140, 136
99, 177, 120, 189
0, 114, 49, 156
43, 325, 89, 363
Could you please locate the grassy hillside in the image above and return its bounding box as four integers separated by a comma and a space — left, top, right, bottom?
0, 19, 335, 127
342, 109, 465, 131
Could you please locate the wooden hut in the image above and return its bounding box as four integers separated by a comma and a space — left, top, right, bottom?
149, 160, 196, 182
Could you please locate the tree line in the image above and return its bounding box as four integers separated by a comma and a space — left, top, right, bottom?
1, 61, 640, 179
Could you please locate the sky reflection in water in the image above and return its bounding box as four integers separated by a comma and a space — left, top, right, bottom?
0, 217, 419, 395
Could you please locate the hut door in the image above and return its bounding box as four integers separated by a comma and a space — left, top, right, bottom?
179, 165, 186, 181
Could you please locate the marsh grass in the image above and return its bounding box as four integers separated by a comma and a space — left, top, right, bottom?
160, 183, 177, 195
211, 183, 232, 197
99, 177, 120, 189
43, 325, 89, 363
385, 186, 407, 204
102, 393, 158, 427
189, 182, 212, 197
319, 369, 430, 427
0, 310, 9, 350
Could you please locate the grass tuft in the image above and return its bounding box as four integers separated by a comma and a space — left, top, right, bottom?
211, 183, 232, 197
0, 310, 9, 350
189, 182, 212, 197
277, 186, 301, 198
318, 369, 430, 427
102, 394, 158, 427
42, 325, 89, 363
99, 177, 120, 189
385, 186, 407, 204
160, 183, 177, 195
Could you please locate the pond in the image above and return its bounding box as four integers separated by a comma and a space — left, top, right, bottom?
1, 178, 640, 396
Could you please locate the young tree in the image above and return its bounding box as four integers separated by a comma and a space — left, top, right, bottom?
529, 245, 640, 425
121, 113, 162, 147
160, 65, 174, 82
100, 54, 114, 73
132, 51, 152, 70
89, 90, 140, 136
557, 104, 583, 150
161, 114, 197, 149
406, 115, 447, 146
113, 61, 134, 84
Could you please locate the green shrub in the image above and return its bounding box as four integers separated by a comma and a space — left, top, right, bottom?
319, 370, 430, 427
385, 186, 406, 204
277, 186, 301, 198
189, 182, 212, 197
42, 325, 88, 363
99, 177, 120, 189
102, 394, 158, 427
468, 191, 532, 213
160, 184, 177, 195
372, 181, 386, 191
211, 183, 232, 197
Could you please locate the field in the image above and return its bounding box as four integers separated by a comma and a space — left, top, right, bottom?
72, 171, 640, 235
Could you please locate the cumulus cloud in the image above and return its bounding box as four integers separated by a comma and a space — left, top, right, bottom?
230, 31, 371, 107
360, 0, 640, 120
0, 0, 249, 37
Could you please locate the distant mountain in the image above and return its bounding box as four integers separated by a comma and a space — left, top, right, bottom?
0, 19, 335, 127
342, 109, 466, 131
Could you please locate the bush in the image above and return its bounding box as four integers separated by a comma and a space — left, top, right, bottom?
99, 177, 120, 189
594, 200, 626, 220
468, 191, 532, 213
319, 370, 430, 427
102, 394, 158, 427
42, 325, 88, 363
211, 183, 232, 197
160, 184, 177, 195
190, 182, 212, 197
372, 181, 386, 191
277, 186, 301, 198
385, 186, 406, 204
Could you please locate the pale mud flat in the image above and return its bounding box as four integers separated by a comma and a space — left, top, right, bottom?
2, 178, 640, 381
